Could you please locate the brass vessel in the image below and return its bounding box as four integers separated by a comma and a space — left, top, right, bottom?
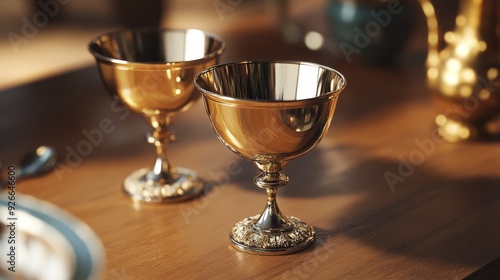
195, 61, 346, 254
89, 28, 225, 203
420, 0, 500, 142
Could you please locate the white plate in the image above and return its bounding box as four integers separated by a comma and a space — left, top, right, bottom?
0, 194, 105, 280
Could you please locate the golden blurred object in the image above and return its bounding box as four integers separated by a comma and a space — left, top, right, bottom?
420, 0, 500, 142
89, 28, 225, 203
195, 61, 346, 254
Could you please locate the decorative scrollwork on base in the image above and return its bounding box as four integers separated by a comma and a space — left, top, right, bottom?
123, 168, 204, 203
230, 215, 315, 253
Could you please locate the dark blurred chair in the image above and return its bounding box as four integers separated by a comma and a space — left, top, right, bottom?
113, 0, 164, 28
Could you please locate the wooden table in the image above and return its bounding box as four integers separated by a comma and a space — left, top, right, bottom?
1, 22, 499, 280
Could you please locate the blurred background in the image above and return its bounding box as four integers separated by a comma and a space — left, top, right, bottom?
0, 0, 442, 90
0, 0, 311, 89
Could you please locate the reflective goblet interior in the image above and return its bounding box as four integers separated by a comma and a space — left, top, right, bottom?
89, 28, 225, 203
195, 61, 346, 254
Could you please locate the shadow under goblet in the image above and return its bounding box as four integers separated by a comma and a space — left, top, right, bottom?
89, 28, 225, 203
195, 61, 346, 254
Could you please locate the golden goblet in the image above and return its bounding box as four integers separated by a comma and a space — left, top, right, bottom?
195, 61, 346, 254
89, 28, 225, 203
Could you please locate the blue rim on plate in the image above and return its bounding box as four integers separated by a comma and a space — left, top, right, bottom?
0, 194, 105, 280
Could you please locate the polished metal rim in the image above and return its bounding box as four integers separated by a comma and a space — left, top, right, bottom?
194, 60, 346, 108
88, 27, 225, 67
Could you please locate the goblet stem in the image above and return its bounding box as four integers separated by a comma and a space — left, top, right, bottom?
122, 114, 204, 203
146, 127, 176, 182
254, 181, 290, 230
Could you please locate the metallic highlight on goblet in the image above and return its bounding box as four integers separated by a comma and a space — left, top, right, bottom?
89, 28, 225, 203
195, 61, 346, 254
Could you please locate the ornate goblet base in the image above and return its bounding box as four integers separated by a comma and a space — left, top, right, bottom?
230, 215, 315, 255
123, 167, 204, 203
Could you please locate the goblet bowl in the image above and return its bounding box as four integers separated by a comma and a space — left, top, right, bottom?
89, 28, 225, 203
195, 61, 346, 254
